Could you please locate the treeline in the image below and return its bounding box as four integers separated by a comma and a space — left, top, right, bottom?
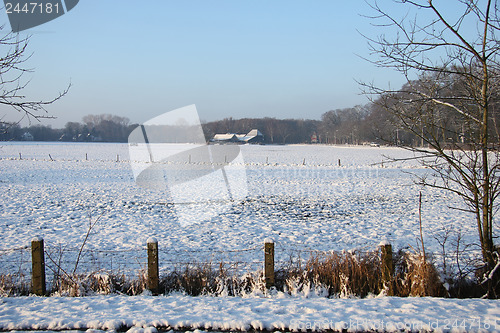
3, 72, 496, 145
2, 112, 374, 145
0, 114, 135, 142
202, 105, 374, 145
0, 107, 383, 144
202, 117, 321, 144
0, 106, 426, 145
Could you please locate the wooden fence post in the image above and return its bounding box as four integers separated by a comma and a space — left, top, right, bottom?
31, 237, 46, 296
264, 238, 275, 289
147, 237, 159, 295
380, 241, 394, 295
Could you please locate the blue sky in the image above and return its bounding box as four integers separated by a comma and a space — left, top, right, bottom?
1, 1, 415, 127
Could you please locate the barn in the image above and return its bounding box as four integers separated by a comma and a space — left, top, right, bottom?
212, 133, 241, 143
211, 129, 264, 144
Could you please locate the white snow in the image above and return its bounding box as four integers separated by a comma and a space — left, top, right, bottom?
0, 143, 478, 277
147, 237, 158, 244
0, 142, 497, 331
0, 295, 499, 332
379, 240, 391, 246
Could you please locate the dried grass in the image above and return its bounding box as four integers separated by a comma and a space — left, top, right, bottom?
0, 273, 29, 296
393, 251, 447, 297
0, 248, 487, 298
159, 261, 263, 296
279, 250, 382, 298
51, 269, 147, 296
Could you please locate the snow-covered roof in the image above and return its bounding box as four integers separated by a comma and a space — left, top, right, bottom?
213, 134, 238, 141
246, 129, 263, 137
212, 129, 263, 143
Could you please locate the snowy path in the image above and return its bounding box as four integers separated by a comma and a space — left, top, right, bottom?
0, 295, 499, 332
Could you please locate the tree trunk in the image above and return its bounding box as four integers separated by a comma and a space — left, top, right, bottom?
481, 55, 495, 269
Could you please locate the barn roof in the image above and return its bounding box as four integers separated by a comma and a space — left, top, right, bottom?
213, 133, 238, 140
211, 129, 264, 143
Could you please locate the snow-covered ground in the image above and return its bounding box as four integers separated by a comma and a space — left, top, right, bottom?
0, 143, 496, 332
1, 294, 500, 332
0, 143, 477, 273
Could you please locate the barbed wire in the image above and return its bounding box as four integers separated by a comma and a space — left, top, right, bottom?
0, 245, 30, 253
45, 246, 145, 253
158, 244, 262, 254
2, 241, 484, 257
0, 238, 486, 280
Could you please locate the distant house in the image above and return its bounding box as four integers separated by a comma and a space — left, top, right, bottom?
239, 129, 264, 144
211, 129, 264, 144
212, 133, 241, 143
21, 132, 34, 141
311, 133, 318, 144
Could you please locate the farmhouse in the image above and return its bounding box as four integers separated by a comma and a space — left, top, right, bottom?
21, 132, 34, 141
211, 129, 264, 144
212, 133, 241, 143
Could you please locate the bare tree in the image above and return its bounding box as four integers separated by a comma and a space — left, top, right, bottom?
0, 25, 69, 128
360, 0, 500, 297
264, 117, 277, 144
82, 114, 131, 142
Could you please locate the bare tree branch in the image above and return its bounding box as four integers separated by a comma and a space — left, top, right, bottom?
0, 25, 69, 130
361, 0, 500, 297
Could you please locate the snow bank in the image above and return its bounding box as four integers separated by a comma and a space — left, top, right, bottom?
0, 295, 499, 332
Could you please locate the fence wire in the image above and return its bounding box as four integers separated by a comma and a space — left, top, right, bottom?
0, 240, 484, 284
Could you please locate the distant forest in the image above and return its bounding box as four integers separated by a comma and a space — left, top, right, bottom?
3, 74, 496, 146
0, 104, 469, 146
0, 106, 380, 145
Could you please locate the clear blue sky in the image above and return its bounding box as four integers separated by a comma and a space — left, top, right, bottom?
1, 1, 420, 127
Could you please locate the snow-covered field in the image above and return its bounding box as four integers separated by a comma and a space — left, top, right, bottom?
0, 142, 478, 274
1, 142, 499, 332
